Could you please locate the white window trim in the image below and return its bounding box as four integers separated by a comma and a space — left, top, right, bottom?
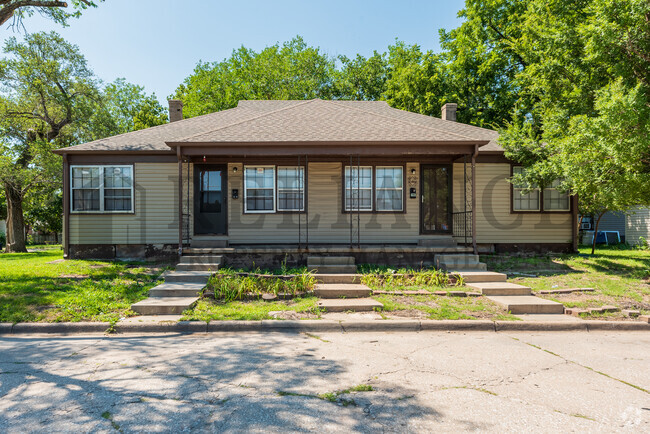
277, 166, 305, 212
243, 165, 276, 213
543, 185, 571, 212
512, 166, 541, 212
70, 165, 134, 214
344, 165, 373, 212
375, 166, 404, 212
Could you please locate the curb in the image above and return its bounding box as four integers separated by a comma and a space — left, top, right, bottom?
1, 320, 649, 335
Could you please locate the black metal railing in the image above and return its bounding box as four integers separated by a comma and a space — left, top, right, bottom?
452, 211, 473, 246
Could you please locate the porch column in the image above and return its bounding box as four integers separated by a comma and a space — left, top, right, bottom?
471, 145, 478, 254
177, 147, 183, 257
63, 154, 69, 258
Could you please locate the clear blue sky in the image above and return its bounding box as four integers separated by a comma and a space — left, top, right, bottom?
1, 0, 466, 103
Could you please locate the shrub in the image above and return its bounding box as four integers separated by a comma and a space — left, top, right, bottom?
208, 267, 316, 301
359, 266, 454, 289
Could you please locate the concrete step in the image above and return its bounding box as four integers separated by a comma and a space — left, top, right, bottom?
190, 239, 228, 248
307, 256, 355, 266
453, 271, 507, 283
179, 255, 223, 265
418, 238, 458, 247
439, 262, 487, 271
309, 264, 357, 274
315, 274, 361, 284
436, 254, 480, 263
318, 298, 383, 312
130, 297, 199, 315
176, 263, 221, 272
165, 271, 213, 284
466, 281, 531, 296
149, 282, 205, 297
486, 295, 565, 315
314, 283, 371, 298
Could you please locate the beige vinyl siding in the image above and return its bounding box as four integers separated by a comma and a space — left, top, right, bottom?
69, 163, 179, 244
227, 162, 419, 244
453, 163, 572, 244
626, 207, 650, 246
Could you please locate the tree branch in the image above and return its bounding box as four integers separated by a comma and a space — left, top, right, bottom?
0, 1, 68, 26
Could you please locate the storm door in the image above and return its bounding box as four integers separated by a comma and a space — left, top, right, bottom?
194, 165, 227, 235
420, 165, 452, 234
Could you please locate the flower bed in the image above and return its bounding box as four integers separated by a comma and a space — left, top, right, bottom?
207, 268, 316, 301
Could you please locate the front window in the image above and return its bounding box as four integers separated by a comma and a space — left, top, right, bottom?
543, 179, 570, 211
376, 167, 403, 211
277, 167, 304, 211
71, 166, 133, 212
344, 166, 373, 211
512, 166, 540, 211
244, 166, 275, 212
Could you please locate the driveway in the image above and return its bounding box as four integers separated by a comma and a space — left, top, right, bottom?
0, 330, 648, 432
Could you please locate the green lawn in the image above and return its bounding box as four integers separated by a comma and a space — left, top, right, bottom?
180, 297, 320, 322
482, 245, 650, 318
0, 246, 167, 323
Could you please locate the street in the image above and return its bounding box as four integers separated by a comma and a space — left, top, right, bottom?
0, 330, 648, 432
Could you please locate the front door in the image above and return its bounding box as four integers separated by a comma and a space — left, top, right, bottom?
194, 165, 227, 235
420, 165, 452, 234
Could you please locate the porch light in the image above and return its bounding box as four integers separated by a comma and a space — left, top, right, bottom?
411, 168, 416, 174
233, 166, 238, 172
203, 155, 206, 162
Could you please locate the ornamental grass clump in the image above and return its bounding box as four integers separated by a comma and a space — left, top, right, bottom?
209, 268, 316, 302
359, 266, 456, 290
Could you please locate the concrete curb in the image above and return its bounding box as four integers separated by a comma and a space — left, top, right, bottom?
1, 320, 649, 335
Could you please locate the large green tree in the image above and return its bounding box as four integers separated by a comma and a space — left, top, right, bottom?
0, 0, 101, 29
0, 31, 100, 252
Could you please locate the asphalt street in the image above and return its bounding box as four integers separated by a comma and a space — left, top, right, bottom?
0, 330, 648, 432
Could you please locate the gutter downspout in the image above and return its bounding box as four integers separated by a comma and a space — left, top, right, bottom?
63, 153, 70, 259
177, 147, 183, 258
471, 145, 478, 255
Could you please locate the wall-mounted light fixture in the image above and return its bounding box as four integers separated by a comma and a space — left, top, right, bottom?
233, 166, 238, 172
411, 168, 416, 175
202, 155, 206, 162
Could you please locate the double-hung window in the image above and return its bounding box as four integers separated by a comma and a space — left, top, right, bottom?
71, 165, 133, 213
376, 167, 403, 211
512, 166, 540, 211
244, 166, 275, 212
277, 167, 304, 211
344, 166, 373, 211
543, 179, 570, 211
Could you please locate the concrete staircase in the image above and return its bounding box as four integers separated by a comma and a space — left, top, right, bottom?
435, 254, 487, 271
456, 271, 565, 315
310, 256, 383, 312
131, 255, 221, 315
307, 256, 357, 274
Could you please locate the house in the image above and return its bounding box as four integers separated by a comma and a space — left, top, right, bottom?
53, 99, 577, 266
626, 207, 650, 246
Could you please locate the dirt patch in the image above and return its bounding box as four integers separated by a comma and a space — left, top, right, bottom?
385, 309, 429, 319
57, 274, 90, 281
268, 310, 318, 320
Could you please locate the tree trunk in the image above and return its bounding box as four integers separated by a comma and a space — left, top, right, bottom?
591, 212, 604, 255
4, 183, 27, 253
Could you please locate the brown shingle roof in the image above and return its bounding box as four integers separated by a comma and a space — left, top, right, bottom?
55, 99, 503, 154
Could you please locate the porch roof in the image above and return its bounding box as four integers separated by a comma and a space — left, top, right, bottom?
54, 99, 500, 156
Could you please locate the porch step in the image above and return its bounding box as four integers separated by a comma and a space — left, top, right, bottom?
164, 271, 213, 284
318, 298, 383, 312
148, 282, 205, 297
435, 253, 487, 271
130, 297, 199, 315
176, 263, 221, 272
315, 274, 361, 284
180, 255, 223, 265
314, 283, 371, 298
310, 265, 357, 274
454, 271, 507, 283
466, 281, 532, 296
486, 295, 565, 315
307, 256, 355, 266
190, 239, 228, 248
418, 238, 458, 247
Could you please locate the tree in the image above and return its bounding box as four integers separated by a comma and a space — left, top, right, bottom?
173, 36, 338, 118
0, 0, 101, 29
496, 0, 650, 253
0, 31, 100, 252
335, 51, 387, 101
24, 188, 62, 242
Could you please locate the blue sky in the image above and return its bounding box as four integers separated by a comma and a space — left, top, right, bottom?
1, 0, 466, 102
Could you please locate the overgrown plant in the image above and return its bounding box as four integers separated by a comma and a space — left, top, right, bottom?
358, 266, 456, 289
209, 267, 316, 302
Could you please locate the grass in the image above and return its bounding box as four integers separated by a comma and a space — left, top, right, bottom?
0, 245, 167, 323
208, 267, 316, 301
358, 266, 460, 290
180, 296, 320, 322
482, 245, 650, 318
277, 383, 373, 407
372, 293, 519, 321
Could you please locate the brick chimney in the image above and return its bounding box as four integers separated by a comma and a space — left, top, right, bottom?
441, 103, 457, 122
168, 99, 183, 122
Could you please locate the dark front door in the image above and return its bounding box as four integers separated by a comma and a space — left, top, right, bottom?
420, 165, 452, 234
194, 165, 227, 235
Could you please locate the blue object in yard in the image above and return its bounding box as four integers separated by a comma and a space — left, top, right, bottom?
594, 231, 608, 244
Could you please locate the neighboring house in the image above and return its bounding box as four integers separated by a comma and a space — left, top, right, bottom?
0, 219, 5, 236
626, 207, 650, 246
53, 99, 577, 265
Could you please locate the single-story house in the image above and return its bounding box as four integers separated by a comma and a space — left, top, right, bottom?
53, 99, 577, 266
626, 207, 650, 246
